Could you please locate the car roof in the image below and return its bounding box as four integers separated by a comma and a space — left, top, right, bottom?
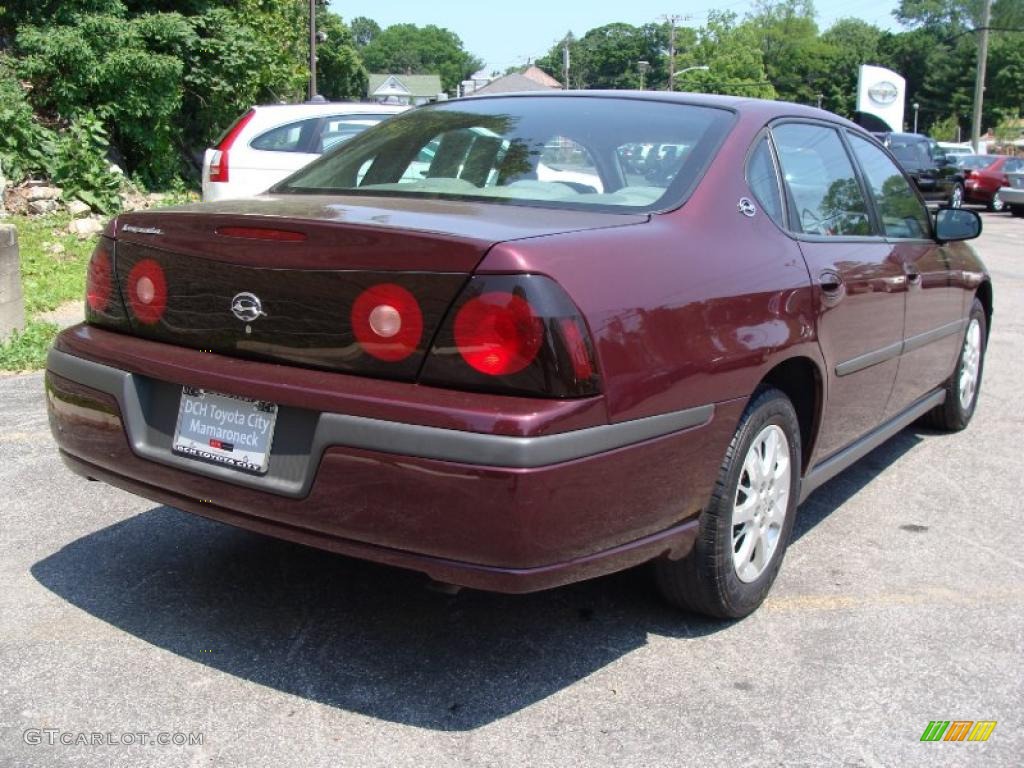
455, 90, 864, 131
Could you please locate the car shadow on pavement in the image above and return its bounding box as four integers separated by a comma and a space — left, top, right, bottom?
31, 506, 725, 731
30, 426, 941, 730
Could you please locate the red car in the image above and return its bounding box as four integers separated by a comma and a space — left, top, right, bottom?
960, 154, 1024, 210
46, 93, 992, 618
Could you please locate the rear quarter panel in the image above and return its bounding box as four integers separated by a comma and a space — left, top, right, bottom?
479, 116, 823, 426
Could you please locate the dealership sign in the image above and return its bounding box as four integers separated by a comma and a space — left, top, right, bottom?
856, 65, 906, 132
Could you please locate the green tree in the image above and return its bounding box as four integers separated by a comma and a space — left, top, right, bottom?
742, 0, 829, 105
818, 18, 884, 117
681, 12, 775, 98
315, 11, 367, 100
350, 16, 380, 48
929, 113, 963, 140
360, 23, 483, 93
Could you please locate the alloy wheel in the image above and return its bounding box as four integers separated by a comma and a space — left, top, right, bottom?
731, 424, 792, 583
959, 318, 982, 410
950, 185, 964, 209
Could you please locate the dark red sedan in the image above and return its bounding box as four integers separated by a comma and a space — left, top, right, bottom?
46, 93, 992, 618
959, 154, 1024, 210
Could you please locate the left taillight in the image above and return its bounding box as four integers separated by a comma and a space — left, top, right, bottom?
420, 274, 601, 398
84, 236, 130, 330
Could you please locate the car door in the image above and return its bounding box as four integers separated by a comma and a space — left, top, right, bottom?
846, 133, 965, 415
771, 121, 906, 459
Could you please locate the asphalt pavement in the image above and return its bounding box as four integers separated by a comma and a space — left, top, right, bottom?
1, 212, 1021, 767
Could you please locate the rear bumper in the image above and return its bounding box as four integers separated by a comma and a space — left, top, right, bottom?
46, 331, 740, 592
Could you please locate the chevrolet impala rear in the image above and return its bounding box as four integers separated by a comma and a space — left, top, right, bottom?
46, 93, 990, 616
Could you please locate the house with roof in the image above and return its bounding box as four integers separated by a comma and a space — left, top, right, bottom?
367, 74, 444, 106
462, 66, 562, 97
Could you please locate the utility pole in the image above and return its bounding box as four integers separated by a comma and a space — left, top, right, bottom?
565, 39, 573, 90
308, 0, 317, 100
661, 15, 684, 91
970, 0, 992, 152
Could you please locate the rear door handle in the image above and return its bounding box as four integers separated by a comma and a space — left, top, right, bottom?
904, 265, 921, 286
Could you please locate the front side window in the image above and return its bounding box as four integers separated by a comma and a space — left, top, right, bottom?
848, 133, 931, 239
772, 123, 872, 237
274, 97, 735, 212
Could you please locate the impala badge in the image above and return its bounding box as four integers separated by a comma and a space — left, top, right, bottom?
231, 292, 266, 323
737, 197, 757, 218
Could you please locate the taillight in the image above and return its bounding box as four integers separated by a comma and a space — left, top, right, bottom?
453, 292, 543, 375
126, 259, 167, 325
421, 274, 600, 398
1000, 175, 1009, 187
84, 236, 131, 331
86, 241, 113, 312
351, 283, 424, 362
208, 109, 255, 183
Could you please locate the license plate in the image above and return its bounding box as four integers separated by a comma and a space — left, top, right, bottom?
172, 387, 278, 474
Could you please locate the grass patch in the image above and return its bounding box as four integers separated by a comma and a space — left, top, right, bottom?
13, 213, 97, 315
1, 194, 198, 372
0, 319, 59, 371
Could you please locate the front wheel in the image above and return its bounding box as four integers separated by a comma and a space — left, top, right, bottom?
655, 387, 801, 618
923, 297, 987, 431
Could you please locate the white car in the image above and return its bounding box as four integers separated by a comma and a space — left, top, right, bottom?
937, 141, 975, 157
998, 170, 1024, 216
202, 102, 407, 202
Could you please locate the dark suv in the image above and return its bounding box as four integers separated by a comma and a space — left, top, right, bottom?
875, 132, 965, 208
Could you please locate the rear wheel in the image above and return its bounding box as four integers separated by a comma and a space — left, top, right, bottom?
923, 297, 986, 431
989, 194, 1004, 212
655, 387, 801, 618
1010, 204, 1024, 218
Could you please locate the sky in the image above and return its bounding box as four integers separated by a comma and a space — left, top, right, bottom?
330, 0, 905, 76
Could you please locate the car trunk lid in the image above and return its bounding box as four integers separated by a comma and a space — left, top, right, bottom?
108, 196, 646, 380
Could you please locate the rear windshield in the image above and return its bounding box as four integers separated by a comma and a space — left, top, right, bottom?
273, 96, 735, 213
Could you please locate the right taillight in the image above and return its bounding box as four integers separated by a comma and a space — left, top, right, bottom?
421, 274, 600, 398
208, 109, 255, 183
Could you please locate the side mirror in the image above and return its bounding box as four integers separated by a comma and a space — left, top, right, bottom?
934, 207, 981, 242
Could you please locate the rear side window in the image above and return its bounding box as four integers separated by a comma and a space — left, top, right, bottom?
250, 118, 319, 152
772, 123, 871, 237
848, 134, 930, 240
1004, 158, 1024, 173
746, 137, 784, 226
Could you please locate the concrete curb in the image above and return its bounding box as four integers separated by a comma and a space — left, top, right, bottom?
0, 223, 26, 342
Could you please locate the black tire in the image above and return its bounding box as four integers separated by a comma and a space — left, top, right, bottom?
655, 387, 801, 619
1010, 205, 1024, 218
923, 297, 987, 431
949, 182, 965, 209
